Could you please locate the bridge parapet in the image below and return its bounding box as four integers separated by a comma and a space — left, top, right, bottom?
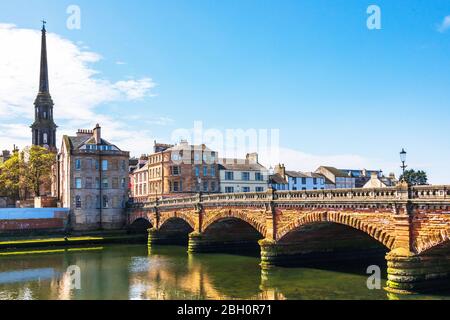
131, 185, 450, 210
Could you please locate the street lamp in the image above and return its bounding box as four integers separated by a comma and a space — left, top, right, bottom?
400, 148, 407, 175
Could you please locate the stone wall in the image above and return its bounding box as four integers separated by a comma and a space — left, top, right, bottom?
0, 208, 69, 234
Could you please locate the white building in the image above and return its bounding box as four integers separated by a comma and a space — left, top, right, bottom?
315, 166, 356, 189
269, 164, 326, 191
218, 153, 268, 193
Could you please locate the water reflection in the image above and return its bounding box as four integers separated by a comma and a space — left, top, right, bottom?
0, 245, 449, 300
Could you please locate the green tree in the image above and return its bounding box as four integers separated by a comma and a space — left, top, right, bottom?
0, 146, 55, 200
23, 146, 56, 197
0, 150, 27, 201
400, 169, 428, 186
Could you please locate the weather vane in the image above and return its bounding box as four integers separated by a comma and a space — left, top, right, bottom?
41, 19, 47, 30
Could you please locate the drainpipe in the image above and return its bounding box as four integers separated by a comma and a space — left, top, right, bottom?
99, 151, 103, 230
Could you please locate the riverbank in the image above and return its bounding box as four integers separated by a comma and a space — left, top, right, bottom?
0, 230, 147, 252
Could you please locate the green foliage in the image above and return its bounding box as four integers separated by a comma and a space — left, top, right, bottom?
0, 146, 55, 200
0, 150, 25, 200
25, 146, 55, 196
399, 169, 428, 186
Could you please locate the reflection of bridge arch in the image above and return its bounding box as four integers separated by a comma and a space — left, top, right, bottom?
203, 209, 267, 238
276, 211, 396, 250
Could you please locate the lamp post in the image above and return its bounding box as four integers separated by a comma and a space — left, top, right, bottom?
400, 148, 407, 176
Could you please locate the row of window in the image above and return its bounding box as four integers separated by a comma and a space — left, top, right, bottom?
290, 177, 324, 185
74, 177, 127, 189
75, 159, 126, 171
170, 180, 218, 193
224, 172, 264, 181
224, 186, 265, 193
74, 195, 126, 209
194, 166, 216, 177
171, 152, 217, 163
274, 184, 325, 191
85, 144, 114, 151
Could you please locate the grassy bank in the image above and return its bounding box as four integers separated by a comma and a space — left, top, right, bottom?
0, 231, 147, 252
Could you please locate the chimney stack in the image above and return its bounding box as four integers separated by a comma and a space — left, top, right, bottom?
275, 164, 286, 179
246, 153, 259, 164
93, 124, 101, 145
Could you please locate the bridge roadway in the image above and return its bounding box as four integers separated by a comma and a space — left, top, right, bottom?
128, 181, 450, 294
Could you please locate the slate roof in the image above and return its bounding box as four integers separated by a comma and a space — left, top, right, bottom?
269, 174, 287, 185
319, 166, 350, 178
218, 158, 266, 171
63, 134, 122, 153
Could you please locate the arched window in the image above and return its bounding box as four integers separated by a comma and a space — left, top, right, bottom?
103, 195, 109, 208
85, 195, 92, 209
75, 196, 82, 209
43, 133, 48, 144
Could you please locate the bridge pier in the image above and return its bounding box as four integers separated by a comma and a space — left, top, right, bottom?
385, 248, 450, 294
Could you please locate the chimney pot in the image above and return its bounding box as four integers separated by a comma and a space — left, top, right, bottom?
93, 124, 101, 144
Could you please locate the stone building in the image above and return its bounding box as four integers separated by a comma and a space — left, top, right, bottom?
269, 164, 326, 191
131, 140, 220, 200
218, 153, 269, 193
363, 172, 398, 188
55, 124, 129, 230
130, 158, 149, 202
31, 22, 57, 152
315, 166, 356, 189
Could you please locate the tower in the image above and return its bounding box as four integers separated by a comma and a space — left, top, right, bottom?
31, 21, 57, 151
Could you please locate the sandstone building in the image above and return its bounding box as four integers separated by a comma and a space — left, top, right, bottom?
130, 141, 220, 200
55, 124, 129, 230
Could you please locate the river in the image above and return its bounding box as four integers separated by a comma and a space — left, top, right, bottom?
0, 244, 449, 300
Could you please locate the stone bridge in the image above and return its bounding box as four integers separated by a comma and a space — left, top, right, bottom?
128, 182, 450, 294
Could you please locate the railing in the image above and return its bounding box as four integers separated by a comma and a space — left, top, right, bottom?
130, 185, 450, 210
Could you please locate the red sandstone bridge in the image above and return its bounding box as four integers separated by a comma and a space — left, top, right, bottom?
128, 182, 450, 294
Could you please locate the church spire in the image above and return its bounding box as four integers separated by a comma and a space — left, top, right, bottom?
39, 20, 49, 93
31, 20, 57, 152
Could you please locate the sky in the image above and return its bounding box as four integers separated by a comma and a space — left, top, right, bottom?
0, 0, 449, 183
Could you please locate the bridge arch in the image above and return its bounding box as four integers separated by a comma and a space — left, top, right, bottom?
276, 211, 396, 250
414, 230, 450, 255
202, 209, 267, 238
159, 211, 197, 231
128, 217, 153, 234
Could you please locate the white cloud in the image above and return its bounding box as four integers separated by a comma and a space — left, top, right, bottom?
438, 15, 450, 33
258, 147, 398, 176
0, 23, 157, 155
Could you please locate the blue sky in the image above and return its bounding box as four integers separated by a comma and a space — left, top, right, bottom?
0, 0, 449, 183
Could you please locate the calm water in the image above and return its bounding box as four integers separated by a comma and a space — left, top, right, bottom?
0, 244, 449, 300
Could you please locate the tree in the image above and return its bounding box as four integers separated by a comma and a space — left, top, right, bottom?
0, 150, 27, 201
0, 146, 55, 200
24, 146, 56, 197
400, 169, 428, 186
